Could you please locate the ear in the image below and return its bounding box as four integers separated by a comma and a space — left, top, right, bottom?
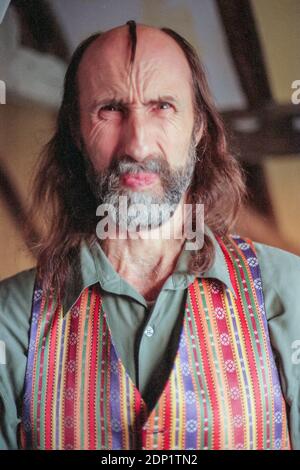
194, 120, 205, 146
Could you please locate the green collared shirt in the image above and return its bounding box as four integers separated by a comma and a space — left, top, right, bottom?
1, 230, 300, 449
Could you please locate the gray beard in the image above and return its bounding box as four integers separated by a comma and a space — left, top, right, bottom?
85, 140, 197, 230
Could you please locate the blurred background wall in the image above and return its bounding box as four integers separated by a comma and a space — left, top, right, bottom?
0, 0, 299, 280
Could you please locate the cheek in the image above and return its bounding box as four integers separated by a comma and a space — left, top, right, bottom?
80, 117, 120, 169
160, 122, 192, 163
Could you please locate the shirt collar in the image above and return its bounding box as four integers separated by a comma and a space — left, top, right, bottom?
201, 225, 235, 295
62, 239, 99, 314
62, 226, 235, 314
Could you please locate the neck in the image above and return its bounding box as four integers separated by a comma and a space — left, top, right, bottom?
100, 199, 187, 301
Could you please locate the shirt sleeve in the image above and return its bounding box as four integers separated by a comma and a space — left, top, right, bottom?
0, 269, 35, 449
254, 242, 300, 450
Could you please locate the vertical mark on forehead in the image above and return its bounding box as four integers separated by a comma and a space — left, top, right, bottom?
126, 20, 137, 66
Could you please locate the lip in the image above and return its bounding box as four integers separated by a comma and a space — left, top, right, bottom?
121, 172, 159, 189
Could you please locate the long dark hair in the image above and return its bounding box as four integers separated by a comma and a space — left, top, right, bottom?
27, 25, 246, 296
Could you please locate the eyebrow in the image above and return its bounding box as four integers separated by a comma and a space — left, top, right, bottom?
156, 95, 179, 106
89, 95, 180, 112
89, 98, 125, 112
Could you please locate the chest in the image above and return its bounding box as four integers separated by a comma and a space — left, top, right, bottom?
19, 237, 291, 449
20, 287, 290, 449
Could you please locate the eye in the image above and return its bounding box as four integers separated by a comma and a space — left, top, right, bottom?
158, 102, 172, 110
100, 103, 122, 112
97, 102, 124, 120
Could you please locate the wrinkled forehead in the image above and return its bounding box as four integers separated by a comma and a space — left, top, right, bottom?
77, 26, 194, 102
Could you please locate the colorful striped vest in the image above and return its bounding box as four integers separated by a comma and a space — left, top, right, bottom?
20, 235, 291, 449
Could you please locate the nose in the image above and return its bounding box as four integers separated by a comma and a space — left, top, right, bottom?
121, 110, 152, 162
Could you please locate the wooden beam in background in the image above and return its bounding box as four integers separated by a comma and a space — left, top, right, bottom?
222, 104, 300, 163
242, 162, 275, 218
11, 0, 69, 62
216, 0, 273, 108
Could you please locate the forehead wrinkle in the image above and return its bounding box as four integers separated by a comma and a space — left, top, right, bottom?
79, 26, 194, 108
133, 63, 192, 107
93, 64, 179, 106
78, 31, 132, 96
130, 31, 194, 104
89, 71, 192, 111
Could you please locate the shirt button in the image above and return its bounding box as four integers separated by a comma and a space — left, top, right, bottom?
144, 325, 154, 337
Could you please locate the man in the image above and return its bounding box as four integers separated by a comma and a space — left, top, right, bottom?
0, 21, 300, 450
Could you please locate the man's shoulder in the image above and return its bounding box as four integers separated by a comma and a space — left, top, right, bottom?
226, 233, 300, 273
225, 235, 300, 321
0, 267, 36, 326
231, 234, 300, 287
0, 268, 37, 446
0, 266, 36, 297
252, 240, 300, 285
249, 240, 300, 320
221, 233, 300, 275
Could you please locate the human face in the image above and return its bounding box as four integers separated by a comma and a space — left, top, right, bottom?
78, 25, 201, 230
78, 25, 199, 189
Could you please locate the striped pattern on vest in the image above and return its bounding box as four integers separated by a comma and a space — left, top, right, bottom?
20, 235, 291, 449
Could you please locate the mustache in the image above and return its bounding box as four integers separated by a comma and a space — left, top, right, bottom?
107, 155, 170, 177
